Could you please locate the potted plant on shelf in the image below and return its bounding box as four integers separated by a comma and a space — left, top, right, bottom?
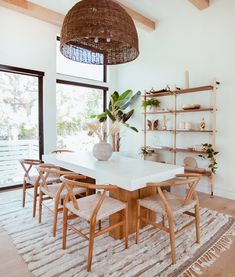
198, 143, 219, 174
91, 89, 141, 152
142, 98, 161, 111
140, 146, 158, 162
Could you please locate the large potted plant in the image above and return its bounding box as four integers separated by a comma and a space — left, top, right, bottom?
91, 89, 141, 151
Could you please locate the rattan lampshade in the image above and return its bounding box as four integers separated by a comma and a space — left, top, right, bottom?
60, 0, 139, 65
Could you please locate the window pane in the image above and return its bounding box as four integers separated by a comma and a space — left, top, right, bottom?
56, 83, 104, 151
0, 71, 40, 188
56, 40, 104, 81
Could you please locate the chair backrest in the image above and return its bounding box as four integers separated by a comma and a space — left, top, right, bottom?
20, 159, 42, 181
148, 173, 201, 208
51, 150, 74, 154
61, 174, 117, 221
173, 174, 201, 205
37, 164, 70, 191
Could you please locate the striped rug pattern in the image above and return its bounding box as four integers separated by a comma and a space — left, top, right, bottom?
0, 190, 234, 277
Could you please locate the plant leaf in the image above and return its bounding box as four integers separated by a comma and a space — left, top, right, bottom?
123, 109, 134, 122
121, 91, 141, 110
115, 90, 133, 108
124, 123, 138, 132
106, 109, 116, 121
118, 89, 132, 102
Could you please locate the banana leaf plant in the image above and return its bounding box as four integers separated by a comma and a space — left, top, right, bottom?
91, 89, 141, 151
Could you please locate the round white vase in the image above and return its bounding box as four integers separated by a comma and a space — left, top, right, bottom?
93, 141, 113, 161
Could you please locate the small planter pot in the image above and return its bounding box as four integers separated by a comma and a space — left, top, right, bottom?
93, 141, 113, 161
147, 106, 158, 112
144, 152, 158, 162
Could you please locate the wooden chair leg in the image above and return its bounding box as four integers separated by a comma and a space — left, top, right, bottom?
98, 220, 101, 231
22, 181, 26, 208
162, 215, 166, 227
38, 190, 43, 224
195, 204, 200, 243
53, 196, 60, 237
62, 206, 68, 250
124, 205, 128, 249
33, 183, 38, 218
87, 223, 95, 272
136, 201, 140, 244
168, 216, 176, 264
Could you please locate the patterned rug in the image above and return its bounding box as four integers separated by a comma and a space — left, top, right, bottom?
0, 190, 234, 277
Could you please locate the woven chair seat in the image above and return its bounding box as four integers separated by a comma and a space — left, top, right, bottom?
41, 183, 86, 199
25, 175, 60, 185
139, 191, 197, 216
66, 194, 126, 221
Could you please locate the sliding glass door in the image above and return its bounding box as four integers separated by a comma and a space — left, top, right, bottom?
0, 65, 44, 189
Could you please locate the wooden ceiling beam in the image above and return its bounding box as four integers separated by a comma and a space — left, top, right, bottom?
0, 0, 64, 26
115, 0, 156, 31
0, 0, 156, 31
188, 0, 210, 10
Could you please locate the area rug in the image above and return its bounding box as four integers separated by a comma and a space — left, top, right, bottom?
0, 190, 234, 277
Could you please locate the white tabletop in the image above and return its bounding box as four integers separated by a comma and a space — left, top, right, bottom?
43, 152, 184, 191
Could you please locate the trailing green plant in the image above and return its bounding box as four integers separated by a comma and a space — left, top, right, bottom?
142, 98, 161, 109
140, 146, 149, 157
91, 89, 141, 132
198, 143, 219, 174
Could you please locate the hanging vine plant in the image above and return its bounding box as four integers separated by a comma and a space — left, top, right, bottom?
198, 143, 219, 174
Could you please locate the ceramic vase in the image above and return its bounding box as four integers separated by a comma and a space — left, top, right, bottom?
93, 140, 113, 161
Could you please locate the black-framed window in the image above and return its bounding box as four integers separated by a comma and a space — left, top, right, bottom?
56, 37, 107, 82
0, 64, 44, 189
56, 79, 107, 151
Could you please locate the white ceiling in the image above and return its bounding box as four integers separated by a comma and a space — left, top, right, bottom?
29, 0, 199, 22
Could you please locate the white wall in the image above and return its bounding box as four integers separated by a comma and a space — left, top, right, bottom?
115, 0, 235, 199
0, 7, 59, 153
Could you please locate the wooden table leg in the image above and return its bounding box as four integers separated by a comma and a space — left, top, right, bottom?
109, 186, 156, 239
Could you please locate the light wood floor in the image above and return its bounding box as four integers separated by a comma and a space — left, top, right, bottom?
0, 190, 235, 277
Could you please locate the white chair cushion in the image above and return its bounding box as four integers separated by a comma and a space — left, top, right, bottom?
66, 194, 126, 221
139, 191, 197, 216
41, 183, 86, 199
25, 175, 60, 185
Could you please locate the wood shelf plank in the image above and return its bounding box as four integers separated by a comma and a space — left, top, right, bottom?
175, 108, 213, 113
174, 148, 205, 154
143, 108, 214, 115
144, 129, 214, 133
185, 168, 212, 176
144, 85, 213, 98
175, 85, 213, 95
148, 146, 207, 154
143, 110, 173, 115
144, 129, 173, 132
143, 92, 173, 98
175, 129, 214, 133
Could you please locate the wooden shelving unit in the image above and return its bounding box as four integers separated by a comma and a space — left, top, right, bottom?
143, 81, 217, 196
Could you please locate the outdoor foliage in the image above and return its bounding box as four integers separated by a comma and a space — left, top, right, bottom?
0, 72, 38, 140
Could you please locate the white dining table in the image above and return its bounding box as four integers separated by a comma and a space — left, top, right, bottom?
43, 152, 183, 191
43, 152, 184, 239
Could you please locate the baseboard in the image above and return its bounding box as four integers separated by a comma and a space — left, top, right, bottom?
197, 185, 235, 200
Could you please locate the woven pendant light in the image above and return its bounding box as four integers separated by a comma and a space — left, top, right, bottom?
60, 0, 139, 65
